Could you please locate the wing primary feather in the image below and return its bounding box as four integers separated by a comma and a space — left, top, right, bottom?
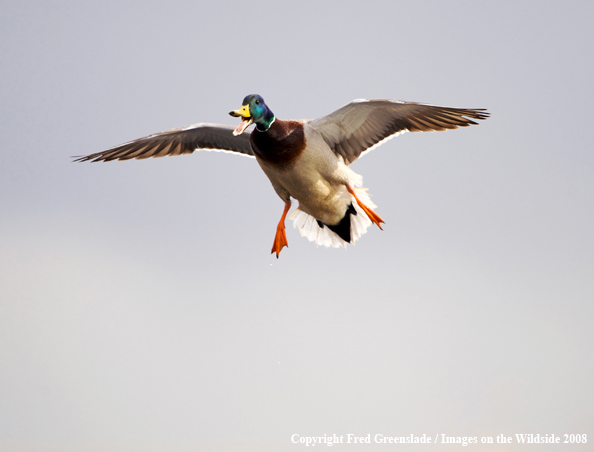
120, 144, 152, 160
422, 113, 456, 130
152, 141, 174, 158
406, 119, 430, 132
164, 140, 181, 157
411, 115, 446, 131
143, 140, 172, 158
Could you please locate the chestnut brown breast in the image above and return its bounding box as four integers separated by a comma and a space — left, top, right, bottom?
250, 120, 306, 167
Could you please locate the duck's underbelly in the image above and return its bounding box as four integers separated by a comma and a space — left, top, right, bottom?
291, 177, 347, 225
259, 157, 351, 225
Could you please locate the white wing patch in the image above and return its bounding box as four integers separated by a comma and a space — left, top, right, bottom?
193, 147, 255, 158
357, 129, 408, 160
181, 122, 228, 131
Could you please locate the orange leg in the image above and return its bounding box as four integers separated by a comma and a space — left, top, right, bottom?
271, 201, 291, 258
346, 185, 384, 230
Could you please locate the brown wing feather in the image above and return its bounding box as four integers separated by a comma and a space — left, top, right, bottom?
74, 123, 254, 162
310, 100, 489, 165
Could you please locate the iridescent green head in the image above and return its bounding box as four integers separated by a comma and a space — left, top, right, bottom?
229, 94, 275, 135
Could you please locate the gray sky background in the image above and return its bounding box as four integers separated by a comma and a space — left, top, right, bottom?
1, 1, 593, 451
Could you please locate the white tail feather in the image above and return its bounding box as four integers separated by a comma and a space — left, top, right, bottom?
288, 187, 377, 248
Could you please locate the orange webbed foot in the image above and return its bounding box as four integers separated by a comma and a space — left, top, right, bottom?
346, 185, 385, 230
271, 223, 288, 258
271, 202, 291, 258
360, 203, 385, 230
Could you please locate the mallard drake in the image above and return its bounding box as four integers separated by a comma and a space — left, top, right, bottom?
76, 95, 489, 257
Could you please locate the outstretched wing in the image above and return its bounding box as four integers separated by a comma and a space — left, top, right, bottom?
74, 123, 254, 162
309, 99, 489, 165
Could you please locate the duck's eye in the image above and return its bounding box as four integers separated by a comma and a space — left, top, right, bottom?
255, 100, 260, 105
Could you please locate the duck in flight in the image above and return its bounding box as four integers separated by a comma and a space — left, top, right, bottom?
76, 95, 489, 257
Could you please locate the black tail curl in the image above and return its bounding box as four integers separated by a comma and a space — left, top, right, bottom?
316, 203, 357, 243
